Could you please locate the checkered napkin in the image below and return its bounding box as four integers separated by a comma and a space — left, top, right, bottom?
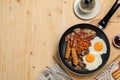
36, 64, 72, 80
93, 61, 116, 80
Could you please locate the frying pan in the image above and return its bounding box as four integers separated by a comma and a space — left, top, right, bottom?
58, 0, 120, 74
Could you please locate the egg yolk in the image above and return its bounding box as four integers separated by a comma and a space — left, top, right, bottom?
94, 42, 103, 51
85, 53, 95, 63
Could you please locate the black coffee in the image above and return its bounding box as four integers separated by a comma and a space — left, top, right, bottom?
80, 0, 95, 11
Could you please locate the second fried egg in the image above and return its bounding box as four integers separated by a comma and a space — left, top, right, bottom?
83, 52, 102, 70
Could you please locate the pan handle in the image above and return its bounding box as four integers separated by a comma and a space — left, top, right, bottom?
98, 0, 120, 29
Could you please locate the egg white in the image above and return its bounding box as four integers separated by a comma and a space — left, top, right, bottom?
83, 52, 102, 70
89, 37, 107, 54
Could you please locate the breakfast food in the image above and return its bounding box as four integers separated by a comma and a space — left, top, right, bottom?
83, 52, 102, 70
112, 68, 120, 80
64, 28, 106, 70
65, 40, 71, 59
89, 37, 107, 54
72, 47, 79, 65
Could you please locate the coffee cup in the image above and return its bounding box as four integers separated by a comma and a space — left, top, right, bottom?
79, 0, 96, 13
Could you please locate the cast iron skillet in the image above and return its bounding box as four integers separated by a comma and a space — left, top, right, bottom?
58, 0, 120, 74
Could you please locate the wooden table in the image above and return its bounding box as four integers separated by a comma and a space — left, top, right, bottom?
0, 0, 120, 80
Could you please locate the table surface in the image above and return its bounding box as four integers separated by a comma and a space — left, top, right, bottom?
0, 0, 120, 80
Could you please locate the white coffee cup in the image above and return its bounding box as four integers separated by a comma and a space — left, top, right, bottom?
79, 0, 96, 13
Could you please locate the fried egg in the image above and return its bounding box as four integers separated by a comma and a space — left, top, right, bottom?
89, 37, 107, 54
83, 52, 102, 70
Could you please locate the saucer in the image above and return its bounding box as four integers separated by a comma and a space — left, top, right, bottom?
73, 0, 101, 20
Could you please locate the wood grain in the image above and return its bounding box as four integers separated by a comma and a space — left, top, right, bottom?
0, 0, 120, 80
